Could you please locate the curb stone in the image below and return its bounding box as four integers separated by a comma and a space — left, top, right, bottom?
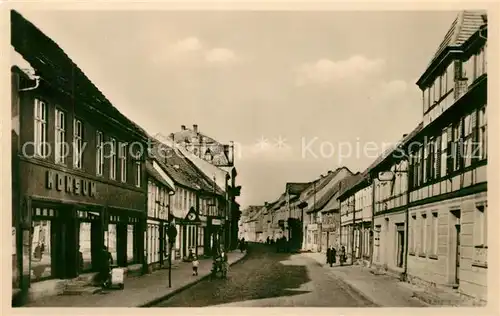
140, 252, 248, 307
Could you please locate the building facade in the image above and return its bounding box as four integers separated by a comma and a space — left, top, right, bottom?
11, 10, 148, 302
366, 11, 488, 303
405, 12, 487, 301
145, 158, 175, 272
339, 173, 365, 263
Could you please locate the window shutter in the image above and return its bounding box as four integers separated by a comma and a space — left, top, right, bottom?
436, 136, 441, 178
459, 118, 465, 169
470, 110, 478, 163
446, 127, 453, 174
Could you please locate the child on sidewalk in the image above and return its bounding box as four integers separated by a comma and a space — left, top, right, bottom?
192, 256, 199, 276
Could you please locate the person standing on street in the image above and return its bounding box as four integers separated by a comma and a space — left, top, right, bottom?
192, 255, 199, 276
326, 247, 331, 266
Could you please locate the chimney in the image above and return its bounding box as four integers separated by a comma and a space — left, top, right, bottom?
193, 124, 198, 133
403, 133, 408, 138
181, 125, 186, 130
327, 170, 332, 174
265, 202, 269, 207
169, 133, 174, 140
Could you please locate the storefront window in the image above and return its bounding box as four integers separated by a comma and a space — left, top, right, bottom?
105, 224, 118, 264
79, 222, 92, 271
30, 220, 52, 281
127, 224, 134, 263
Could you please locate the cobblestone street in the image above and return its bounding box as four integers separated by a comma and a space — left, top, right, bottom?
153, 244, 376, 307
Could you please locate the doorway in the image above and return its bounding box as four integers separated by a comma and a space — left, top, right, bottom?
454, 224, 461, 286
396, 224, 405, 268
450, 209, 461, 288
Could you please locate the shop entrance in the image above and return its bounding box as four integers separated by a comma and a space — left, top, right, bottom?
77, 209, 103, 273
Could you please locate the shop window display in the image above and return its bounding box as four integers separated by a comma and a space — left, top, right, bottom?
127, 224, 134, 263
30, 220, 52, 281
79, 222, 92, 271
105, 224, 118, 264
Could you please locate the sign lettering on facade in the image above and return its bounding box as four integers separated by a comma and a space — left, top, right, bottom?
46, 171, 96, 197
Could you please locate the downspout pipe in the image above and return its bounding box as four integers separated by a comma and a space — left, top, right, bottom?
403, 161, 411, 281
370, 175, 375, 267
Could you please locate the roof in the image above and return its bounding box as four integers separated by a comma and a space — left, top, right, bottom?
286, 182, 312, 195
418, 11, 486, 87
301, 167, 351, 200
150, 141, 224, 196
337, 173, 364, 200
172, 126, 230, 165
363, 122, 423, 176
10, 10, 148, 140
146, 160, 174, 191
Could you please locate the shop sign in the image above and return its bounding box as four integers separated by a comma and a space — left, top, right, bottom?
212, 218, 223, 226
308, 224, 318, 231
46, 171, 96, 197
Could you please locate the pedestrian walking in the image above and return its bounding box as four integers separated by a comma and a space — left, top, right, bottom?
330, 247, 337, 265
192, 255, 199, 276
340, 246, 346, 266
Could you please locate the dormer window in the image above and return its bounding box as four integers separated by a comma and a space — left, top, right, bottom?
204, 149, 213, 161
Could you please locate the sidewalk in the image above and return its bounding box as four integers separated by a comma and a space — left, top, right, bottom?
23, 251, 247, 307
302, 252, 427, 307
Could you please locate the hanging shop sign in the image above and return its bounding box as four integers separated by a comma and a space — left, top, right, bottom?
211, 218, 224, 226
46, 170, 96, 197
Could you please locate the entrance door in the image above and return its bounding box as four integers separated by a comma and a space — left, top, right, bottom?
455, 224, 461, 285
90, 219, 102, 272
396, 230, 404, 267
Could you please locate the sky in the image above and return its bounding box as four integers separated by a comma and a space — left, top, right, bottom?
12, 10, 460, 208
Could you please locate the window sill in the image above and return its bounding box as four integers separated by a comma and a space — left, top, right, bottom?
428, 254, 438, 260
418, 253, 426, 258
474, 245, 487, 249
472, 262, 487, 269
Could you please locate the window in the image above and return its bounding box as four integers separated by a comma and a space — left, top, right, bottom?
127, 224, 134, 263
434, 136, 441, 179
463, 113, 473, 167
73, 119, 83, 169
422, 143, 428, 183
447, 63, 454, 92
96, 131, 104, 176
411, 215, 417, 253
431, 212, 438, 256
55, 109, 66, 164
34, 99, 48, 158
440, 73, 447, 96
452, 120, 463, 171
425, 138, 434, 181
434, 79, 439, 102
135, 161, 141, 187
423, 89, 429, 113
474, 204, 487, 247
479, 105, 487, 160
109, 138, 117, 180
119, 142, 127, 183
183, 190, 187, 209
463, 55, 475, 86
474, 47, 485, 78
420, 213, 427, 255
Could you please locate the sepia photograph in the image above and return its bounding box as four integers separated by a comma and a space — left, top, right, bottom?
6, 4, 492, 310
